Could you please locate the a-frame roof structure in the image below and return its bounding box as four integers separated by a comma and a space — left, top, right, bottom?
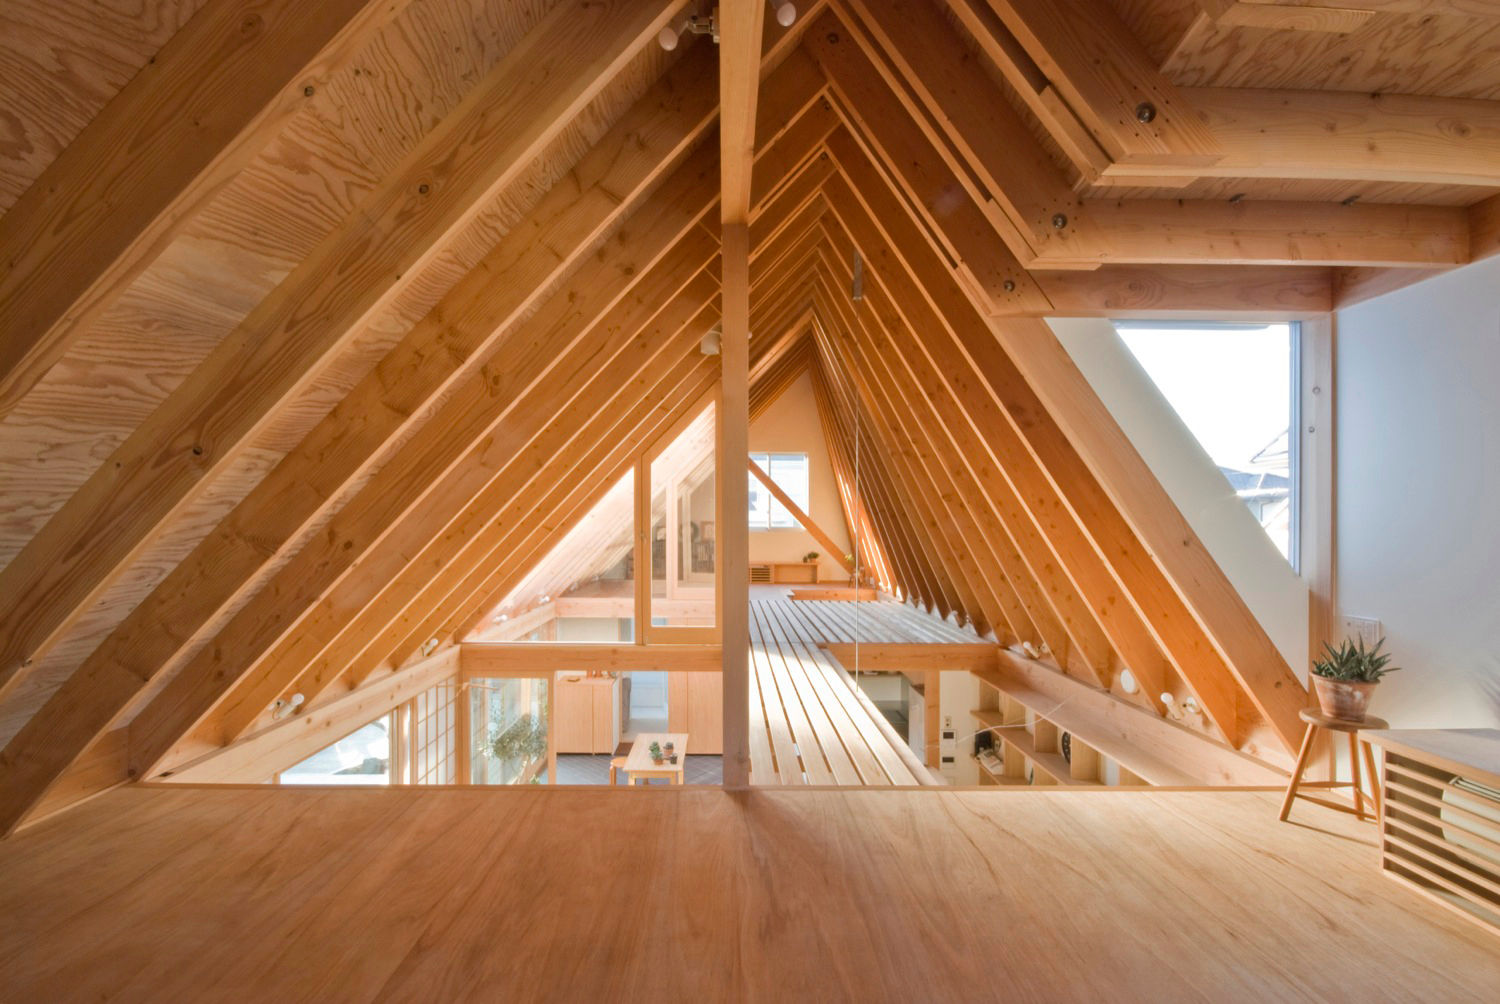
2, 0, 1500, 832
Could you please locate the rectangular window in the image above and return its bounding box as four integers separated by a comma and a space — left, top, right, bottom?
1113, 321, 1301, 569
749, 452, 809, 530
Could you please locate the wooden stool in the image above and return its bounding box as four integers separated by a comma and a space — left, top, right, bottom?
607, 756, 627, 786
1279, 708, 1389, 823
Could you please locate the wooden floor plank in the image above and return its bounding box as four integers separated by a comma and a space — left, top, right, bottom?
2, 786, 1497, 1001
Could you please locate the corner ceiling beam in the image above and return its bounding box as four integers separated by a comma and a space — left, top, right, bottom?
819, 5, 1470, 267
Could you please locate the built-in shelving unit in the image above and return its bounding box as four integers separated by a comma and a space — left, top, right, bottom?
971, 673, 1164, 788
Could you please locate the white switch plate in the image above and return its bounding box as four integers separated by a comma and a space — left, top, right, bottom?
1341, 615, 1383, 647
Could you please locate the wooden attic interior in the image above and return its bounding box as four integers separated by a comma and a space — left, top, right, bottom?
3, 0, 1500, 997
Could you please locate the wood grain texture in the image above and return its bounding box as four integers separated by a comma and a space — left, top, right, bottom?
2, 786, 1497, 999
0, 0, 403, 421
0, 0, 679, 692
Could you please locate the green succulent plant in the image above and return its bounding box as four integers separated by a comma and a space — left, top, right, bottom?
1312, 637, 1401, 683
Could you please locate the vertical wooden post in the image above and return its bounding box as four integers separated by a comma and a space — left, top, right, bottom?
634, 454, 650, 643
720, 224, 752, 787
454, 678, 471, 786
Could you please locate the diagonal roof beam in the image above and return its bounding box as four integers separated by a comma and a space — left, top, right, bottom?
0, 0, 693, 696
0, 0, 407, 421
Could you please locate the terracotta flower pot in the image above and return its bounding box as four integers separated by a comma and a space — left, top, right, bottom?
1312, 675, 1378, 722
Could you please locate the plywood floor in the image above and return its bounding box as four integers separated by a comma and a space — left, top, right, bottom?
3, 787, 1497, 1002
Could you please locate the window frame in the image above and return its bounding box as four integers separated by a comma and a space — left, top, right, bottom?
1112, 318, 1303, 572
748, 451, 810, 531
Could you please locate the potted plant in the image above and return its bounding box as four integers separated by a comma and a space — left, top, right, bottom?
648, 741, 664, 765
1311, 637, 1400, 722
803, 551, 819, 563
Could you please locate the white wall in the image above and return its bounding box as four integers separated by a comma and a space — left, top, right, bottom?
1336, 257, 1500, 729
1047, 318, 1310, 678
749, 370, 851, 581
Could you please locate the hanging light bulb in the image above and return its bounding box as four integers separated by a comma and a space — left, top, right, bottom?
771, 1, 797, 27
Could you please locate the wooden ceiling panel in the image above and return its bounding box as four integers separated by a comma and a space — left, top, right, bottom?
1158, 9, 1500, 99
1083, 177, 1500, 206
0, 0, 207, 211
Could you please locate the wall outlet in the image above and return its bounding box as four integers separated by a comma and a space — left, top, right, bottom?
1340, 615, 1383, 647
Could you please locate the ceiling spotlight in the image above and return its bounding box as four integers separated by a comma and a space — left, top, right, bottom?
271, 692, 306, 721
771, 1, 797, 27
658, 12, 718, 50
700, 327, 722, 356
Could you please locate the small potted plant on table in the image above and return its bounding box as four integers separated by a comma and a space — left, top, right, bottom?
664, 740, 677, 764
648, 741, 664, 765
1311, 637, 1400, 722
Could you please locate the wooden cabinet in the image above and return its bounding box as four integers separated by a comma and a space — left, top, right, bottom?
668, 672, 723, 755
554, 675, 620, 754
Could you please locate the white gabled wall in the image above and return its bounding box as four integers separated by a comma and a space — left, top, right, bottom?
1336, 257, 1500, 729
1046, 317, 1310, 680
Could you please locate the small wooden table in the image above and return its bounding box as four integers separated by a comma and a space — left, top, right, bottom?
623, 732, 689, 785
1279, 708, 1389, 823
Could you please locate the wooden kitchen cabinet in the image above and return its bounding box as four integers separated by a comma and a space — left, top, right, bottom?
554, 675, 620, 754
668, 672, 722, 755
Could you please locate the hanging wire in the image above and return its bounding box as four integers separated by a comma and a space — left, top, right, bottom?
850, 253, 863, 690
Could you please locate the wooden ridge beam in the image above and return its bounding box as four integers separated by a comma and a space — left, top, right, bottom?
0, 0, 691, 695
0, 0, 405, 420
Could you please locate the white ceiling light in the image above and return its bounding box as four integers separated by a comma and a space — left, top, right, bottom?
771, 2, 797, 27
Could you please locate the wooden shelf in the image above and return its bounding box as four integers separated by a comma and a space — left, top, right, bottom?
974, 669, 1198, 787
992, 726, 1093, 787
